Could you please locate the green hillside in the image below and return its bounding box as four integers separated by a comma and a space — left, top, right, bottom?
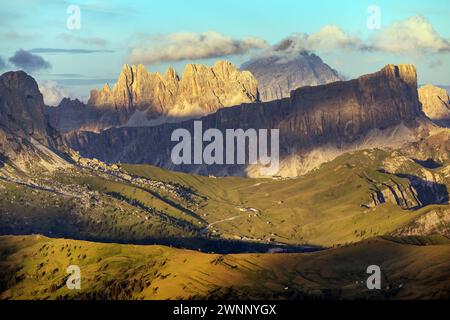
1, 235, 449, 300
122, 148, 449, 246
1, 147, 449, 249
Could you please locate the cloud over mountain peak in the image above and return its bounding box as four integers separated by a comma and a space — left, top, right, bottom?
128, 31, 268, 65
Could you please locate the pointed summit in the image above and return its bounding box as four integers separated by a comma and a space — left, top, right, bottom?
101, 83, 111, 93
165, 67, 179, 80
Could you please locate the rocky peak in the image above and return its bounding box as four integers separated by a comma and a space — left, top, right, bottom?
379, 64, 417, 86
212, 60, 238, 78
58, 97, 85, 109
101, 83, 112, 93
182, 63, 208, 77
165, 67, 179, 81
0, 71, 44, 101
418, 84, 450, 125
0, 71, 66, 163
242, 49, 342, 102
0, 71, 48, 138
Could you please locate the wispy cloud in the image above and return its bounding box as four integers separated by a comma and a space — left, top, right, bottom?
297, 25, 369, 52
8, 49, 51, 72
29, 48, 115, 54
128, 31, 269, 65
54, 78, 117, 86
58, 33, 109, 47
46, 73, 87, 78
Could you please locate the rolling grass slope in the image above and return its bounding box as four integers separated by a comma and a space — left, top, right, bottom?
1, 235, 449, 300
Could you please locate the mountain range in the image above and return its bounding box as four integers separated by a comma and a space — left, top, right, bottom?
66, 64, 430, 177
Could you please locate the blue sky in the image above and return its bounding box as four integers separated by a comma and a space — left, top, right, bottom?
0, 0, 449, 103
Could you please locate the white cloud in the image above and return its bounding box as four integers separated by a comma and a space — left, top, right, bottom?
245, 26, 367, 65
248, 15, 449, 65
128, 31, 268, 65
307, 25, 368, 51
39, 81, 70, 106
371, 16, 450, 54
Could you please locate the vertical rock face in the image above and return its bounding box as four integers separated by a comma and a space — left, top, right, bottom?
0, 71, 50, 143
0, 71, 65, 163
282, 64, 421, 144
242, 46, 342, 102
418, 84, 450, 125
86, 61, 259, 126
67, 64, 423, 177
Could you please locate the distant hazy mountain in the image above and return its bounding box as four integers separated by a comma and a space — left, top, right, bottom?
241, 39, 342, 101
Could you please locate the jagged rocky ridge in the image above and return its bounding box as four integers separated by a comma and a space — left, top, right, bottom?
46, 61, 259, 132
67, 64, 425, 177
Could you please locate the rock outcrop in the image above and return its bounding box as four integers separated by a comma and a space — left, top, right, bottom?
0, 71, 68, 168
67, 64, 424, 177
418, 84, 450, 126
242, 41, 342, 101
393, 207, 450, 237
365, 173, 448, 210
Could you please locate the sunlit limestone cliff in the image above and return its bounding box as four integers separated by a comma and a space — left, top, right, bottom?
46, 61, 259, 132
